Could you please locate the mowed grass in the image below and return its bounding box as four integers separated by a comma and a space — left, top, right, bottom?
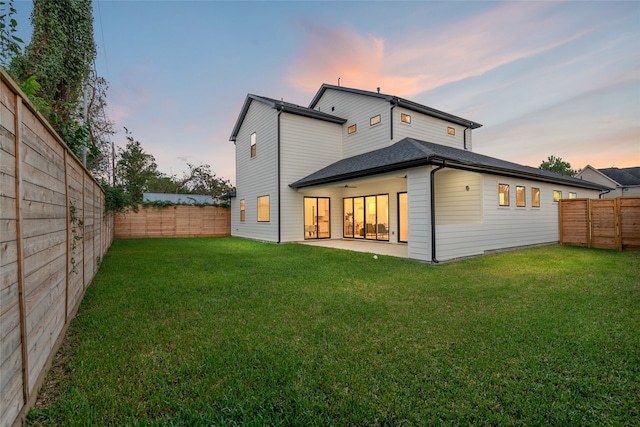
27, 238, 639, 426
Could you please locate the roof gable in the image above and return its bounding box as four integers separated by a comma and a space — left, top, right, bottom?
229, 94, 346, 141
309, 84, 482, 129
290, 137, 610, 191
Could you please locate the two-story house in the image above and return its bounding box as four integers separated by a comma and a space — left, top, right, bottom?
229, 84, 609, 262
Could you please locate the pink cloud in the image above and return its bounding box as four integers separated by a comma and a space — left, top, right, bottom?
287, 2, 591, 98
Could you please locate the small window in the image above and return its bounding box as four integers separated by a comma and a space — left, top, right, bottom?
516, 186, 526, 207
257, 195, 270, 222
348, 124, 357, 134
240, 199, 245, 222
553, 190, 562, 202
499, 184, 510, 206
370, 115, 381, 126
447, 127, 455, 135
532, 188, 540, 207
401, 113, 411, 124
250, 132, 256, 158
569, 192, 577, 199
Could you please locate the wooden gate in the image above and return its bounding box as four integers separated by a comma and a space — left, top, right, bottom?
559, 197, 640, 250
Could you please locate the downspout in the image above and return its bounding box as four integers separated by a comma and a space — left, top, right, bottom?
277, 109, 282, 243
430, 161, 446, 264
463, 124, 470, 150
390, 99, 398, 140
599, 189, 612, 199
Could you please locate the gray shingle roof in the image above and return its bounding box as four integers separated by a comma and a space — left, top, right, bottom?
309, 84, 483, 129
290, 137, 611, 191
598, 167, 640, 186
229, 94, 346, 141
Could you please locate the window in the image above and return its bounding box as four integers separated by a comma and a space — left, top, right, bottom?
250, 132, 256, 158
398, 192, 408, 243
447, 127, 455, 135
304, 197, 330, 239
499, 184, 510, 206
370, 115, 381, 126
532, 188, 540, 207
401, 113, 411, 124
569, 192, 577, 199
343, 194, 389, 241
553, 190, 562, 202
257, 195, 270, 222
516, 186, 526, 207
240, 199, 245, 222
348, 124, 357, 134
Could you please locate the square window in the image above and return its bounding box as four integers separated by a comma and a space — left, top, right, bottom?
553, 190, 562, 202
257, 195, 270, 222
499, 184, 510, 206
532, 188, 540, 207
401, 113, 411, 124
569, 192, 577, 199
348, 124, 357, 134
447, 127, 455, 135
370, 115, 381, 126
240, 199, 245, 222
516, 186, 526, 207
250, 132, 256, 158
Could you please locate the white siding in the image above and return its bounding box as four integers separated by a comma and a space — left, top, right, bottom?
434, 169, 482, 224
232, 100, 279, 242
434, 174, 602, 261
575, 167, 623, 197
312, 88, 392, 158
279, 113, 343, 242
392, 107, 471, 150
407, 167, 432, 261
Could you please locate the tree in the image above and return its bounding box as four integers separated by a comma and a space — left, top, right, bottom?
539, 155, 577, 176
115, 129, 159, 204
173, 163, 234, 199
0, 0, 23, 68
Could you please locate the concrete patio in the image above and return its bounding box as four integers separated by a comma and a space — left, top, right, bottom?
297, 239, 409, 258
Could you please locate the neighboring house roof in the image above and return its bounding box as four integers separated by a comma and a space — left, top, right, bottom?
598, 167, 640, 186
309, 84, 483, 130
229, 94, 346, 141
290, 137, 610, 191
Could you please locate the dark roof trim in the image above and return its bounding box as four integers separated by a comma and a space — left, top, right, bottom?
230, 94, 346, 141
308, 84, 482, 129
290, 138, 610, 191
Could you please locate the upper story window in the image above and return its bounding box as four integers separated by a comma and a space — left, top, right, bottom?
532, 188, 540, 207
401, 113, 411, 124
499, 184, 510, 206
370, 115, 381, 126
250, 132, 257, 158
348, 124, 357, 134
516, 186, 526, 207
553, 190, 562, 202
447, 127, 455, 135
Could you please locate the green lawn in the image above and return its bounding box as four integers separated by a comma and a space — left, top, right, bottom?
27, 238, 639, 426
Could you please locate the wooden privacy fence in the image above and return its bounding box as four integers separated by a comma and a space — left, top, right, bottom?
559, 197, 640, 250
0, 70, 113, 427
114, 205, 230, 238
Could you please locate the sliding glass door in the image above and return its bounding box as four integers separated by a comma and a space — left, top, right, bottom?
304, 197, 330, 239
343, 194, 389, 241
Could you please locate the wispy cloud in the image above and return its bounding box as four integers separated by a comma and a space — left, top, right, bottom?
287, 2, 592, 97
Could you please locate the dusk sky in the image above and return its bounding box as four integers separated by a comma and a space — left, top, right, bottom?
13, 0, 640, 183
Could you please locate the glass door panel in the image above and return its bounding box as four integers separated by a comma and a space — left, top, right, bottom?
317, 198, 330, 238
343, 198, 354, 237
376, 195, 389, 240
399, 192, 408, 243
354, 197, 365, 239
305, 197, 330, 239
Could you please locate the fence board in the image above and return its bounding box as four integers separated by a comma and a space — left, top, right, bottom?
560, 197, 639, 250
114, 205, 230, 238
0, 69, 113, 427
